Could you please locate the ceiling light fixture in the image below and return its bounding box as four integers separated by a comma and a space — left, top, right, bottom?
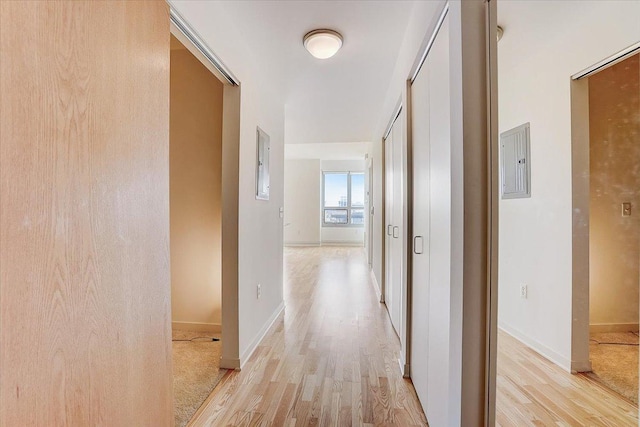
303, 29, 343, 59
497, 26, 504, 42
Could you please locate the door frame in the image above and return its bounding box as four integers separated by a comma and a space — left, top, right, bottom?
169, 7, 243, 370
367, 157, 374, 268
569, 42, 640, 374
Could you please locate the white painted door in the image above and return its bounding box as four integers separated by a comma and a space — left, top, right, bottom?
368, 161, 374, 268
410, 53, 431, 406
409, 15, 451, 424
385, 132, 394, 307
391, 115, 404, 337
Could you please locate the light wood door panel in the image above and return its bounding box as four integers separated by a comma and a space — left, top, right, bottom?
0, 1, 172, 425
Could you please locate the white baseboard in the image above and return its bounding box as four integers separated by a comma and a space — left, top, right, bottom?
321, 241, 364, 247
370, 270, 383, 303
220, 357, 240, 370
499, 323, 572, 372
590, 322, 639, 333
284, 242, 321, 247
399, 359, 410, 378
172, 321, 221, 333
239, 301, 285, 369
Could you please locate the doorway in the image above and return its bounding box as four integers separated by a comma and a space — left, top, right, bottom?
169, 33, 227, 427
582, 53, 640, 404
491, 0, 640, 423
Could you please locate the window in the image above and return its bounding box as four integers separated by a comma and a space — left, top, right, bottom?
323, 172, 365, 226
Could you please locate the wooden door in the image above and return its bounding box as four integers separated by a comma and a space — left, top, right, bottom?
0, 1, 172, 425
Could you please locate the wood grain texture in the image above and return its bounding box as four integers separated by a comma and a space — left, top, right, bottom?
0, 1, 172, 425
189, 247, 428, 426
497, 330, 638, 426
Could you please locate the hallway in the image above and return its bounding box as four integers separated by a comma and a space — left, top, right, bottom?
190, 247, 428, 426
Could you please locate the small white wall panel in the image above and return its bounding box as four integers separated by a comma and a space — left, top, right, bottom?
500, 123, 531, 199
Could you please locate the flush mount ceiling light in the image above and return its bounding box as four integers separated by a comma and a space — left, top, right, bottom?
303, 29, 343, 59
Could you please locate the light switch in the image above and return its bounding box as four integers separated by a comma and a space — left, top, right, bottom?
279, 207, 284, 218
622, 202, 632, 217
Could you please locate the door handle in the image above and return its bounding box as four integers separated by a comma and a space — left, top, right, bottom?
388, 225, 393, 236
414, 236, 424, 254
393, 226, 399, 239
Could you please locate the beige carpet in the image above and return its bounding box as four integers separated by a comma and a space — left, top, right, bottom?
173, 330, 227, 427
587, 331, 638, 404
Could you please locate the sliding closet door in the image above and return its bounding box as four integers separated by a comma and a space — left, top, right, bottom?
410, 57, 431, 406
410, 15, 451, 426
390, 115, 404, 337
384, 112, 405, 341
385, 133, 394, 307
0, 2, 172, 424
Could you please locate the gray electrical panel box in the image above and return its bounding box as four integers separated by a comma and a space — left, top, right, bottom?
500, 123, 531, 199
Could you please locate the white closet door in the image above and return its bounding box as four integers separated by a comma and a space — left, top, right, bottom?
426, 17, 451, 426
385, 132, 394, 307
410, 54, 431, 407
390, 114, 404, 337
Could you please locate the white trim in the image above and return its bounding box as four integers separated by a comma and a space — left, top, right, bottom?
284, 242, 321, 247
409, 2, 450, 83
239, 301, 285, 369
590, 322, 639, 333
220, 357, 240, 370
572, 41, 640, 80
321, 241, 364, 247
172, 321, 221, 333
398, 359, 410, 378
370, 270, 383, 303
383, 103, 402, 141
169, 5, 239, 85
499, 324, 572, 372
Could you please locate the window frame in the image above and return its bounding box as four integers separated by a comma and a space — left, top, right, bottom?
322, 171, 365, 228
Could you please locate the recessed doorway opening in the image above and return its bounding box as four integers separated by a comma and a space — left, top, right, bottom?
168, 14, 242, 423
577, 52, 640, 404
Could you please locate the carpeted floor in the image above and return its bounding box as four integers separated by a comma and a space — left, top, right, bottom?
172, 330, 227, 427
587, 331, 638, 404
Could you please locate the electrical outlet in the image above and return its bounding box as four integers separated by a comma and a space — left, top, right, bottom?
257, 283, 261, 299
519, 284, 528, 299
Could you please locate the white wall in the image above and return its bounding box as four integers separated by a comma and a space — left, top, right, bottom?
283, 158, 366, 246
497, 0, 640, 370
171, 1, 286, 368
284, 159, 321, 245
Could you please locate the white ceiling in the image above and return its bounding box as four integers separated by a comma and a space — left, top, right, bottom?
285, 142, 370, 161
176, 1, 417, 145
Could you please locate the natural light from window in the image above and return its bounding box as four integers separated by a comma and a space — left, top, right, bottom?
323, 172, 365, 226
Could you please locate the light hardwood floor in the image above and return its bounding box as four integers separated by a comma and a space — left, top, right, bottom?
189, 246, 428, 426
497, 330, 638, 426
190, 246, 639, 426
